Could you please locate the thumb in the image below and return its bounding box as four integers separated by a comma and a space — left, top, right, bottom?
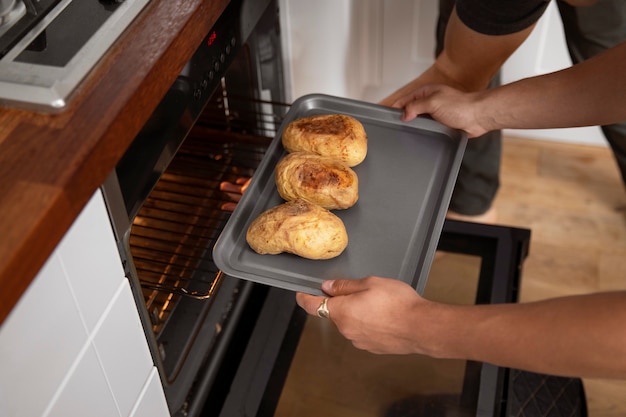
322, 278, 370, 296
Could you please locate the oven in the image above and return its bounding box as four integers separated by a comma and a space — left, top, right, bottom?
101, 1, 307, 416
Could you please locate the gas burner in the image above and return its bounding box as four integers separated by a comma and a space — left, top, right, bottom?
0, 0, 150, 111
0, 1, 26, 39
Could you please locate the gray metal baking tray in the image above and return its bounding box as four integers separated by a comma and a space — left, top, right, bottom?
213, 94, 467, 295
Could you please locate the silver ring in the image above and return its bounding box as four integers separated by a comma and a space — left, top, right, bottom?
316, 297, 330, 319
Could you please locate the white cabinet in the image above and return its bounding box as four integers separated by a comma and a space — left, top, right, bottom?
129, 369, 170, 417
93, 281, 154, 417
0, 190, 169, 417
0, 252, 87, 417
47, 346, 119, 417
280, 0, 437, 103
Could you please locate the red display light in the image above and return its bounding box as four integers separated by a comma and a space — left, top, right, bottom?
207, 31, 217, 46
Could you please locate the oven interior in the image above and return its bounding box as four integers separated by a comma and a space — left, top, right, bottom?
101, 0, 302, 415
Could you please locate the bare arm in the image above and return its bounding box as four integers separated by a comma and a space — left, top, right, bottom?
396, 40, 626, 137
380, 7, 536, 106
296, 277, 626, 379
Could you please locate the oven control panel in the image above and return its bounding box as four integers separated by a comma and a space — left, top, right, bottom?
184, 3, 242, 118
114, 0, 247, 221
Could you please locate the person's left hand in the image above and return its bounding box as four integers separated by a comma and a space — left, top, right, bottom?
296, 276, 440, 355
392, 84, 489, 138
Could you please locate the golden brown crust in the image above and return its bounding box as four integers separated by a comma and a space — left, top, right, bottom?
282, 114, 367, 167
275, 152, 358, 209
246, 199, 348, 259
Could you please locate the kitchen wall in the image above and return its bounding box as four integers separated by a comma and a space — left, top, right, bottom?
280, 0, 605, 146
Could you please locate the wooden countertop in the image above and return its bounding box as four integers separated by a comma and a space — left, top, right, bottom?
0, 0, 231, 325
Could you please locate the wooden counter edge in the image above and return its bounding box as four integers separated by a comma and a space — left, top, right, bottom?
0, 0, 231, 325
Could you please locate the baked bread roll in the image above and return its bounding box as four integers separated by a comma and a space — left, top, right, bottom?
282, 114, 367, 167
275, 152, 358, 210
246, 199, 348, 260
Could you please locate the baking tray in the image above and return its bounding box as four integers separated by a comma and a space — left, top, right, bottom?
213, 94, 467, 295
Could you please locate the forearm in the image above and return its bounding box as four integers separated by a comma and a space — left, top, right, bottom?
476, 40, 626, 131
297, 278, 626, 378
433, 292, 626, 378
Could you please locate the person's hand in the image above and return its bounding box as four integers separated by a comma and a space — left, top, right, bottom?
296, 276, 442, 355
219, 177, 251, 211
391, 84, 490, 138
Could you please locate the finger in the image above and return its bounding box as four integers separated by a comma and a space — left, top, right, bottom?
392, 85, 433, 110
295, 292, 327, 316
240, 179, 250, 194
219, 181, 242, 193
391, 96, 413, 109
401, 101, 433, 122
220, 202, 237, 212
323, 278, 371, 297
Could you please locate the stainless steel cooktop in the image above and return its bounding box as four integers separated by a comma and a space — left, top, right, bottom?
0, 0, 151, 112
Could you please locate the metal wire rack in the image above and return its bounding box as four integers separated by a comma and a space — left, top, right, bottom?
129, 91, 289, 333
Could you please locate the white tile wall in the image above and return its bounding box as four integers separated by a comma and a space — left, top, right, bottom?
0, 190, 169, 417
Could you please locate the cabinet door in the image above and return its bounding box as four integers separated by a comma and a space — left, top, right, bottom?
129, 368, 170, 417
375, 0, 437, 101
282, 0, 437, 102
58, 190, 126, 332
0, 190, 169, 417
0, 252, 88, 417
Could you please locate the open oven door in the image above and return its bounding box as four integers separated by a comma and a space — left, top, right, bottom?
200, 219, 532, 417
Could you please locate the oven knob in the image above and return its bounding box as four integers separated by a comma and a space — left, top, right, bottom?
194, 88, 202, 100
219, 52, 225, 63
225, 44, 231, 55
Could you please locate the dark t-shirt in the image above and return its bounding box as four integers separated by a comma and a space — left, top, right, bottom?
456, 0, 550, 35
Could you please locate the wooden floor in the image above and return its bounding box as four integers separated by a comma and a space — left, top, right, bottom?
273, 135, 626, 417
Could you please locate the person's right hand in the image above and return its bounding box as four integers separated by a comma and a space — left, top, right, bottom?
296, 276, 447, 356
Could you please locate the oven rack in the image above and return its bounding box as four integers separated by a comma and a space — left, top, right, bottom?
129, 95, 289, 333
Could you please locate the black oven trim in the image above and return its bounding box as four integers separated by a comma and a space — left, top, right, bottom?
438, 219, 531, 417
114, 0, 246, 223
